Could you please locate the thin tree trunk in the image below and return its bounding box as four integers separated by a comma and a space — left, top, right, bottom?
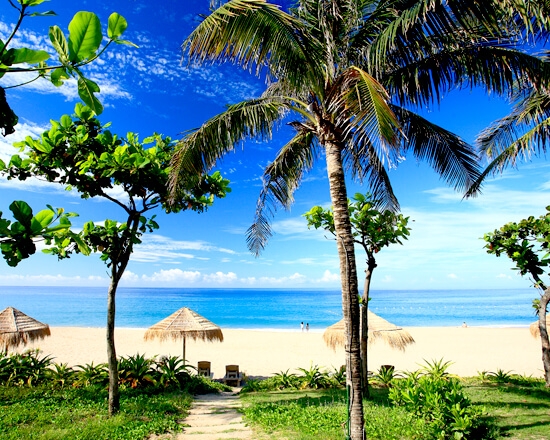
325, 141, 364, 440
539, 287, 550, 386
360, 264, 373, 396
107, 273, 120, 415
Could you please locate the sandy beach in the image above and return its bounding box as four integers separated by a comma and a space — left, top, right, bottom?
18, 325, 543, 380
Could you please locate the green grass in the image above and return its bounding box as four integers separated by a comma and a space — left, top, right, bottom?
240, 378, 550, 440
0, 385, 192, 440
240, 388, 429, 440
463, 377, 550, 439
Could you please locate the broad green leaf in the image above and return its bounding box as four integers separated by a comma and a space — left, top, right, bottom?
29, 10, 56, 17
113, 39, 139, 48
50, 67, 70, 86
31, 209, 55, 233
20, 0, 48, 5
7, 48, 50, 65
77, 76, 103, 115
48, 25, 69, 63
59, 114, 72, 128
0, 159, 4, 170
68, 12, 102, 62
107, 13, 127, 39
9, 200, 33, 227
72, 234, 91, 255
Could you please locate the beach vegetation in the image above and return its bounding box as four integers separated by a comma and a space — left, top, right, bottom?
483, 210, 550, 386
389, 373, 488, 439
371, 364, 400, 388
0, 0, 136, 135
305, 193, 411, 390
1, 104, 231, 414
170, 3, 548, 437
0, 384, 191, 440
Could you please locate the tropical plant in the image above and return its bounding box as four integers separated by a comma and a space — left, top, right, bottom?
420, 358, 455, 380
171, 2, 548, 437
0, 0, 136, 135
153, 355, 192, 389
372, 365, 399, 388
304, 192, 411, 388
1, 103, 230, 415
389, 370, 489, 439
483, 209, 550, 386
0, 349, 53, 386
297, 364, 331, 390
272, 369, 299, 390
118, 353, 156, 389
47, 362, 75, 388
74, 362, 109, 387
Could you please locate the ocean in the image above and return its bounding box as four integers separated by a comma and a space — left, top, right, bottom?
0, 286, 540, 330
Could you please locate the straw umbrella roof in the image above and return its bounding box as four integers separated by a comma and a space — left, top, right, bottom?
0, 306, 51, 351
323, 310, 414, 351
144, 307, 223, 360
529, 320, 550, 338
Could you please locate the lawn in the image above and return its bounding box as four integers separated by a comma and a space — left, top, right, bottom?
240, 378, 550, 440
0, 385, 192, 440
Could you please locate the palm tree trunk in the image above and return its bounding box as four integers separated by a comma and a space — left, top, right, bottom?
325, 141, 364, 440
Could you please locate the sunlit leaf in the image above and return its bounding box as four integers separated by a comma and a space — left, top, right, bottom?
9, 200, 33, 227
107, 13, 127, 39
68, 12, 102, 62
7, 47, 50, 65
77, 76, 103, 115
48, 25, 69, 63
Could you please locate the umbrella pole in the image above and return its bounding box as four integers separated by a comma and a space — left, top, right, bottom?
182, 336, 186, 363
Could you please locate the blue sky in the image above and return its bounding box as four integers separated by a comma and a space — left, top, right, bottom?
0, 0, 549, 291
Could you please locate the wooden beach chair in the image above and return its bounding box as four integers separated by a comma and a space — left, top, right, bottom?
197, 361, 213, 378
222, 364, 242, 386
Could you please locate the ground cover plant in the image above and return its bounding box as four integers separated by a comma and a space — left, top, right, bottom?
0, 349, 230, 439
0, 384, 190, 440
239, 362, 549, 439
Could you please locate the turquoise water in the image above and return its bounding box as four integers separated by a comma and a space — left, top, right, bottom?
0, 286, 539, 329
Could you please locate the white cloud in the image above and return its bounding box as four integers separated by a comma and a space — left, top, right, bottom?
318, 270, 339, 283
203, 271, 238, 283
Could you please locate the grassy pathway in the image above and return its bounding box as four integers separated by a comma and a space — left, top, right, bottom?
174, 389, 253, 440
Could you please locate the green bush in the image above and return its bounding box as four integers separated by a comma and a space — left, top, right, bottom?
389, 361, 496, 439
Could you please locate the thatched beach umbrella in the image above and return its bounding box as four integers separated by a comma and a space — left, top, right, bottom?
529, 320, 549, 338
323, 310, 415, 351
144, 307, 223, 361
0, 306, 51, 352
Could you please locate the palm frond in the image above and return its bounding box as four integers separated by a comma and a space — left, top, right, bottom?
246, 128, 318, 256
184, 0, 323, 87
477, 89, 550, 158
330, 66, 402, 154
386, 45, 546, 107
342, 140, 400, 212
392, 105, 481, 193
169, 97, 287, 194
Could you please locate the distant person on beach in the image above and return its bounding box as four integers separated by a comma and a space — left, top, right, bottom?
306, 323, 309, 332
301, 322, 304, 332
462, 322, 468, 328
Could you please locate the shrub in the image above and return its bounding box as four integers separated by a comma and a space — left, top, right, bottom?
389, 361, 496, 439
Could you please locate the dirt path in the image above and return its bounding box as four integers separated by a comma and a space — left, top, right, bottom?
172, 389, 254, 440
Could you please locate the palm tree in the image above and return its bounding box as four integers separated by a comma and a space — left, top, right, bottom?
464, 52, 550, 386
170, 1, 547, 437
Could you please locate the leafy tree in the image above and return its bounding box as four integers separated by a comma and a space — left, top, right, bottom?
304, 193, 411, 391
484, 209, 550, 386
170, 2, 545, 437
0, 200, 78, 266
0, 0, 136, 135
1, 103, 230, 414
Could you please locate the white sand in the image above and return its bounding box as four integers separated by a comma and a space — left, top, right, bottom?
20, 326, 544, 379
